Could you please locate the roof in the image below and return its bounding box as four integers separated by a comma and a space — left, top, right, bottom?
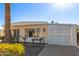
48, 23, 78, 26
11, 21, 48, 26
2, 21, 78, 27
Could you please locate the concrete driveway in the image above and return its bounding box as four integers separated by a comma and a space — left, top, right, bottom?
39, 45, 79, 56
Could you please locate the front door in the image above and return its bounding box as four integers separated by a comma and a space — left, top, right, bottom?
29, 31, 33, 37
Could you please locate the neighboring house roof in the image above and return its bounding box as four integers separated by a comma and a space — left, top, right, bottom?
0, 29, 2, 32
0, 30, 3, 36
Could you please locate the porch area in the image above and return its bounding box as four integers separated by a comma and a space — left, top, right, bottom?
11, 25, 48, 43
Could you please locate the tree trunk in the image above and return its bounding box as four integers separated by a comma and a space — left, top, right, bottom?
4, 3, 12, 43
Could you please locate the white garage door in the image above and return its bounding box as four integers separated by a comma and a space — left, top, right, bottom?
48, 24, 76, 46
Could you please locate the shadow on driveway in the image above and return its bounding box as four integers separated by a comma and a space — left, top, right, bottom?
24, 43, 46, 56
39, 45, 79, 56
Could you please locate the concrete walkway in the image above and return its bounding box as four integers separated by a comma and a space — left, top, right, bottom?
39, 45, 79, 56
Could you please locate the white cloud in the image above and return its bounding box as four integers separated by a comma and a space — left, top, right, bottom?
0, 26, 3, 30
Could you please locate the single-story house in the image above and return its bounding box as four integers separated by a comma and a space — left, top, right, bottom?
1, 21, 79, 46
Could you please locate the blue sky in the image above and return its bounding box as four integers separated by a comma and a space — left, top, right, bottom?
0, 3, 79, 29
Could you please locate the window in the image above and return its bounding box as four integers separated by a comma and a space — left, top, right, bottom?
17, 29, 19, 36
37, 28, 40, 33
25, 29, 28, 37
37, 28, 40, 37
13, 29, 19, 37
31, 29, 35, 33
43, 28, 45, 32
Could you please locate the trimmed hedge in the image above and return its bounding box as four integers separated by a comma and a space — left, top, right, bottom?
0, 43, 25, 56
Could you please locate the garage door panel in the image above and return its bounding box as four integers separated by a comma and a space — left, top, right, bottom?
48, 25, 72, 45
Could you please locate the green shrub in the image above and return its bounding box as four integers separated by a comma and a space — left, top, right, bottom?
0, 36, 4, 40
0, 43, 25, 56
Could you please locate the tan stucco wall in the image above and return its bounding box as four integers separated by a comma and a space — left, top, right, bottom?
11, 24, 48, 40
2, 24, 48, 37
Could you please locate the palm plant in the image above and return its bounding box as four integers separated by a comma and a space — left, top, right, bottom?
32, 38, 36, 43
4, 3, 12, 43
39, 37, 45, 43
